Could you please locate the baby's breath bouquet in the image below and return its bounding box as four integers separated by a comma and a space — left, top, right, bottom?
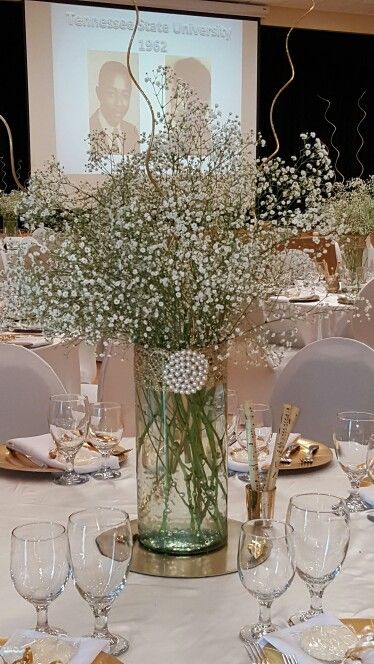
4, 68, 335, 554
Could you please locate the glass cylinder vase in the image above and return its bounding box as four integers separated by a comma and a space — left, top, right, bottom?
340, 234, 366, 294
3, 213, 18, 236
135, 345, 228, 555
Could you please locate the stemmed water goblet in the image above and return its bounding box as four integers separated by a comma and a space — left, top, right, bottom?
333, 411, 374, 512
286, 493, 350, 625
67, 507, 133, 656
49, 393, 90, 486
88, 402, 123, 480
237, 403, 273, 455
237, 518, 295, 641
10, 521, 70, 635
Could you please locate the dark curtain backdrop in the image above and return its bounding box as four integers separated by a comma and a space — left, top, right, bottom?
0, 1, 29, 191
258, 26, 374, 178
0, 2, 373, 186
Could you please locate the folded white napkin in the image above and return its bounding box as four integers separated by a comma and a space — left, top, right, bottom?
228, 433, 300, 473
7, 434, 120, 473
260, 612, 351, 664
0, 629, 109, 664
359, 486, 374, 506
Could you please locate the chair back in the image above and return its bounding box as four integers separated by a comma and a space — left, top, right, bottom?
350, 278, 374, 349
270, 337, 374, 445
34, 342, 81, 393
0, 343, 66, 439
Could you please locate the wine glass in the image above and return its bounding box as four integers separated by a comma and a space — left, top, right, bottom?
68, 507, 133, 656
10, 522, 70, 634
88, 402, 123, 480
333, 411, 374, 512
237, 519, 295, 641
49, 393, 90, 486
237, 403, 272, 455
286, 493, 350, 625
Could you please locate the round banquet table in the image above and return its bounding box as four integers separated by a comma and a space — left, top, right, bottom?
0, 446, 371, 664
266, 293, 354, 347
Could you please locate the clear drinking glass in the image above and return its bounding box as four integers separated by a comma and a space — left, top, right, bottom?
367, 436, 374, 483
333, 411, 374, 512
227, 389, 239, 440
10, 522, 70, 635
237, 403, 273, 456
237, 518, 295, 641
88, 402, 123, 480
286, 493, 350, 625
49, 393, 90, 486
68, 507, 133, 656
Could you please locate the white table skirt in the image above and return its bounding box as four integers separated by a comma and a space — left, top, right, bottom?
266, 294, 353, 347
0, 444, 371, 664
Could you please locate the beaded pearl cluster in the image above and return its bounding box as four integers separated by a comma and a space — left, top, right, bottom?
163, 350, 208, 394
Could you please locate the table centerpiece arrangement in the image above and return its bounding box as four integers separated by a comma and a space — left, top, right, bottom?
0, 189, 23, 236
328, 177, 374, 291
1, 67, 339, 556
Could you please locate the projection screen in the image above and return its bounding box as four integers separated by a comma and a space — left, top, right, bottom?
25, 1, 258, 179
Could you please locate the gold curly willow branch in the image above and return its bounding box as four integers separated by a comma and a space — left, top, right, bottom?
0, 114, 27, 191
356, 90, 366, 179
318, 94, 344, 182
126, 1, 162, 194
266, 0, 316, 162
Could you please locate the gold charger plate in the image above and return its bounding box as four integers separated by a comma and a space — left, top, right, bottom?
279, 439, 333, 472
229, 439, 333, 474
0, 638, 120, 663
264, 618, 374, 664
0, 444, 128, 474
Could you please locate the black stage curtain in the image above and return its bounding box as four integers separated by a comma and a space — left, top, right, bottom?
258, 26, 374, 179
0, 5, 373, 185
0, 1, 29, 191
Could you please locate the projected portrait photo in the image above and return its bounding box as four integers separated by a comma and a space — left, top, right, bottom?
167, 56, 212, 106
166, 56, 212, 156
88, 52, 140, 154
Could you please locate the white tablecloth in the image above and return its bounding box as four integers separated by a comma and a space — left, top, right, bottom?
266, 293, 353, 347
0, 444, 371, 664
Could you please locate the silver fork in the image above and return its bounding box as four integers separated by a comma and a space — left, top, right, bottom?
244, 641, 268, 664
283, 655, 298, 664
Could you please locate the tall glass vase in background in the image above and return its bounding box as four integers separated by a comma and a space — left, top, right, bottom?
135, 345, 228, 555
2, 213, 18, 236
340, 234, 366, 294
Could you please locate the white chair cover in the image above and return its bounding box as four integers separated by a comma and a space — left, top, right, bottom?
270, 337, 374, 445
98, 343, 135, 436
78, 342, 97, 384
0, 343, 66, 439
34, 342, 81, 394
351, 278, 374, 348
228, 342, 297, 405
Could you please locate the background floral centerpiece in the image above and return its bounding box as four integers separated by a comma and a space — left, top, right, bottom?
0, 189, 23, 235
328, 177, 374, 291
2, 68, 336, 554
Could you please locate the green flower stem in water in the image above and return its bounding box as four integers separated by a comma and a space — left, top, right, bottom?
136, 379, 227, 555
